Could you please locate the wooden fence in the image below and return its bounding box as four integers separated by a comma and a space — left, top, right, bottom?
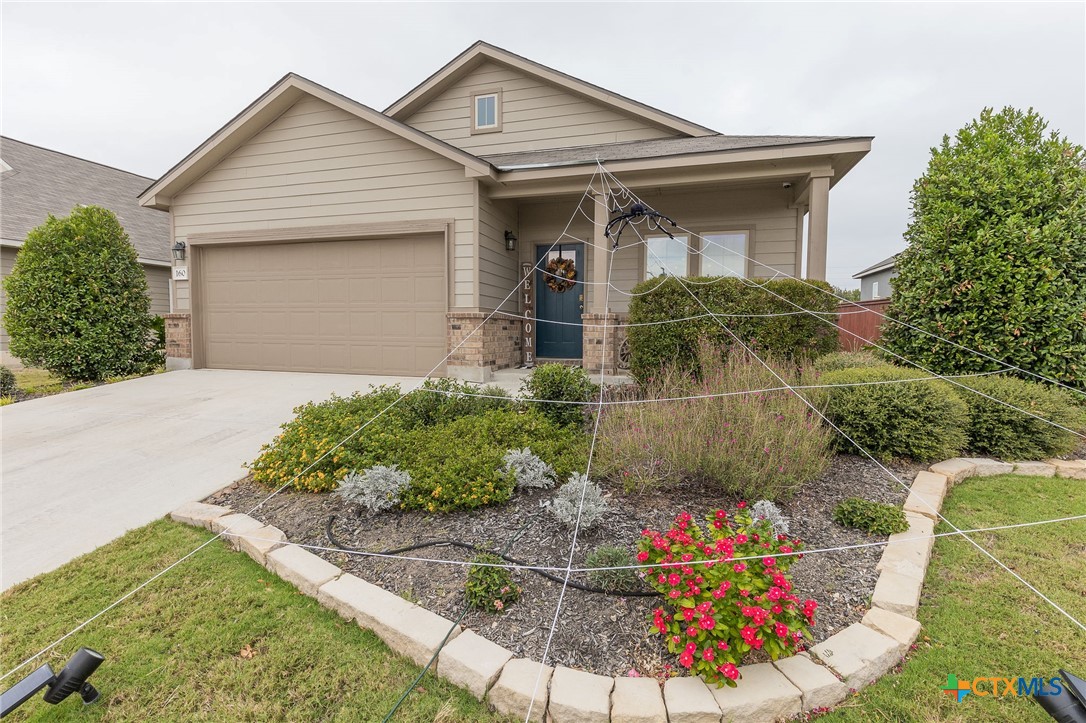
836, 299, 892, 351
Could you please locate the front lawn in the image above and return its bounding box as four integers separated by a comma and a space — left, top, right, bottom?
0, 520, 507, 722
820, 473, 1086, 722
1, 367, 163, 404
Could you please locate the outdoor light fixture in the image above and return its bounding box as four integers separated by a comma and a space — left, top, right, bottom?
504, 231, 517, 251
0, 648, 104, 718
171, 240, 187, 261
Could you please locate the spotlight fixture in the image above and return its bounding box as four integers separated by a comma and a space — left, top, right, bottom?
504, 231, 517, 251
0, 648, 104, 718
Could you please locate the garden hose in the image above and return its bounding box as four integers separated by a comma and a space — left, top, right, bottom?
325, 515, 658, 597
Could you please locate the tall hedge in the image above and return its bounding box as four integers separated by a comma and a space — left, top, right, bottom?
2, 205, 161, 381
882, 107, 1086, 390
626, 277, 838, 380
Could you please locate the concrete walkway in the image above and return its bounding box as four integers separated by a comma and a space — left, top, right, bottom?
0, 369, 430, 591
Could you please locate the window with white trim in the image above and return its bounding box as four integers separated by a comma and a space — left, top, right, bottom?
473, 92, 499, 131
700, 231, 748, 278
645, 235, 690, 279
872, 280, 880, 298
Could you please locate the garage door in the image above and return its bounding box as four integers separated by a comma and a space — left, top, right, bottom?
197, 235, 446, 375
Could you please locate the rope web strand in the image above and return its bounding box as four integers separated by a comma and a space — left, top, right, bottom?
0, 168, 613, 686
620, 182, 1086, 633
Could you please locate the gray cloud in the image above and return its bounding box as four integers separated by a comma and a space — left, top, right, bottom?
3, 2, 1082, 286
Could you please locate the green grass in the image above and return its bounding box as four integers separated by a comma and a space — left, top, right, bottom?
9, 367, 164, 400
0, 520, 508, 722
821, 474, 1086, 722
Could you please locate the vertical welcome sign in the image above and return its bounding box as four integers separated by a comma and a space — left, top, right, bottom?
521, 262, 535, 368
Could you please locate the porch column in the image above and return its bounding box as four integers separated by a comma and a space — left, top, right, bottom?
805, 174, 830, 281
583, 189, 618, 374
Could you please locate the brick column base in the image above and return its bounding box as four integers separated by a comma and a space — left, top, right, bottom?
581, 313, 619, 374
447, 312, 521, 382
164, 313, 192, 371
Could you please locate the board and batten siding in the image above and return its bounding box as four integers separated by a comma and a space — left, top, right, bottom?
404, 61, 680, 156
170, 96, 478, 309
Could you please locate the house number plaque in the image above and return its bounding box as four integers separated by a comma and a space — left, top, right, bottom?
172, 267, 189, 281
521, 262, 534, 368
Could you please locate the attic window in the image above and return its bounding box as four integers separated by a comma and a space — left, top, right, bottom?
472, 90, 501, 133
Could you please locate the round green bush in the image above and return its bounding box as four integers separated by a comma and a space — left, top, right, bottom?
957, 375, 1086, 459
832, 498, 909, 535
812, 350, 886, 374
818, 366, 970, 461
0, 366, 15, 397
519, 363, 599, 427
2, 205, 161, 381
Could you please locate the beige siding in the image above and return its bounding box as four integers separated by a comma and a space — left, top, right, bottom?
516, 185, 800, 314
477, 185, 520, 311
405, 62, 679, 156
0, 246, 16, 366
143, 264, 171, 316
171, 96, 477, 309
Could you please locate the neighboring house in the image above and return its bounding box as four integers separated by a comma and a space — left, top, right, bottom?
140, 41, 871, 379
0, 137, 171, 367
853, 254, 898, 301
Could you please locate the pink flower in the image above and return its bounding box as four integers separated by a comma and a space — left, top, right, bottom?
494, 600, 504, 611
678, 651, 694, 668
636, 550, 649, 562
733, 563, 747, 573
763, 557, 776, 567
736, 501, 747, 509
627, 669, 642, 678
702, 648, 715, 662
719, 663, 740, 681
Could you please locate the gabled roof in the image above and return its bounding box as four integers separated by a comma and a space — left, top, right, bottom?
482, 135, 868, 169
139, 73, 496, 210
853, 254, 899, 279
384, 41, 717, 138
0, 136, 170, 263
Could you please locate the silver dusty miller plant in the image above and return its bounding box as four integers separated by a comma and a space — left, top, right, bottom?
550, 473, 608, 530
751, 499, 790, 536
335, 465, 411, 513
502, 447, 556, 490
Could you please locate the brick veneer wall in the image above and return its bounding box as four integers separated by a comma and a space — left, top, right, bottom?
581, 313, 620, 374
164, 313, 192, 370
447, 312, 521, 372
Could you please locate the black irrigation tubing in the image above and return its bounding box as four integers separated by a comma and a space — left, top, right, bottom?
325, 515, 659, 598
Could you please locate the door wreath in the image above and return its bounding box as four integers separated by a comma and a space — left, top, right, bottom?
544, 256, 577, 293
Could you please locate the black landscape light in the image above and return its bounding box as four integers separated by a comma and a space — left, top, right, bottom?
1035, 669, 1086, 723
0, 648, 104, 718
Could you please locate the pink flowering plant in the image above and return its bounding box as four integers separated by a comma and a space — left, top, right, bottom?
636, 502, 818, 687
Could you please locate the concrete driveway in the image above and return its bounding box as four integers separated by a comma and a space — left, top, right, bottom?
0, 369, 431, 591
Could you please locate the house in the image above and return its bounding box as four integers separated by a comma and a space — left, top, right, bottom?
852, 254, 898, 301
0, 137, 172, 367
140, 41, 871, 379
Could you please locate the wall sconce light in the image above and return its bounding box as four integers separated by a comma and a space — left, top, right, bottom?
504, 231, 517, 252
171, 241, 187, 261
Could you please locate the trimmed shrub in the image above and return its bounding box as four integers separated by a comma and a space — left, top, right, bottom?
335, 466, 411, 513
3, 205, 161, 381
585, 546, 641, 593
465, 553, 521, 613
0, 366, 15, 397
882, 107, 1086, 389
520, 363, 599, 427
817, 366, 970, 461
832, 498, 909, 536
957, 375, 1086, 459
626, 277, 838, 382
597, 343, 832, 499
398, 409, 587, 513
550, 473, 608, 530
398, 378, 511, 427
812, 350, 886, 374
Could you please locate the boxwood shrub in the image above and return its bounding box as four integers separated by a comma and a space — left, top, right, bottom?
812, 350, 886, 374
956, 375, 1086, 459
626, 277, 838, 381
817, 366, 970, 461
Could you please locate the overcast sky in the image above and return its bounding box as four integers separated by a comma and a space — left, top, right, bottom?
3, 2, 1083, 287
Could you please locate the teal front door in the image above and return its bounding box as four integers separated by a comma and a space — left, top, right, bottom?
536, 243, 584, 359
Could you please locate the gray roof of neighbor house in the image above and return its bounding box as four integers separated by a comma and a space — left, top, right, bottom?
852, 253, 899, 279
0, 136, 170, 263
481, 135, 866, 169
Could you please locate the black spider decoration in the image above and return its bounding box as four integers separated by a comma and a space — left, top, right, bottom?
604, 202, 678, 249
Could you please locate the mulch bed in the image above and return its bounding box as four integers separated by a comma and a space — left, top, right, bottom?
206, 454, 921, 678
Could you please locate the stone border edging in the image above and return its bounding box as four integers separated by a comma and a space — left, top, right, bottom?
171, 455, 1083, 722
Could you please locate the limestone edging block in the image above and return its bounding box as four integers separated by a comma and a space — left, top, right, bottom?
265, 544, 342, 597
772, 652, 848, 711
548, 666, 614, 722
237, 524, 286, 565
810, 623, 904, 690
487, 658, 554, 722
436, 630, 513, 701
1013, 461, 1056, 477
663, 676, 721, 722
902, 471, 948, 519
710, 662, 801, 722
1047, 459, 1086, 480
928, 457, 976, 484
862, 606, 922, 648
170, 501, 230, 530
959, 457, 1014, 477
211, 513, 266, 550
610, 676, 667, 723
871, 569, 924, 617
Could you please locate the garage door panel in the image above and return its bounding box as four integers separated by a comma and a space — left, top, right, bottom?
199, 235, 445, 375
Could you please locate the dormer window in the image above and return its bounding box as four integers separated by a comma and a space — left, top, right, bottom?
472, 90, 502, 133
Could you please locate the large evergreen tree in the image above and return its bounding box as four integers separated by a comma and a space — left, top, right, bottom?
883, 107, 1086, 389
3, 205, 162, 381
